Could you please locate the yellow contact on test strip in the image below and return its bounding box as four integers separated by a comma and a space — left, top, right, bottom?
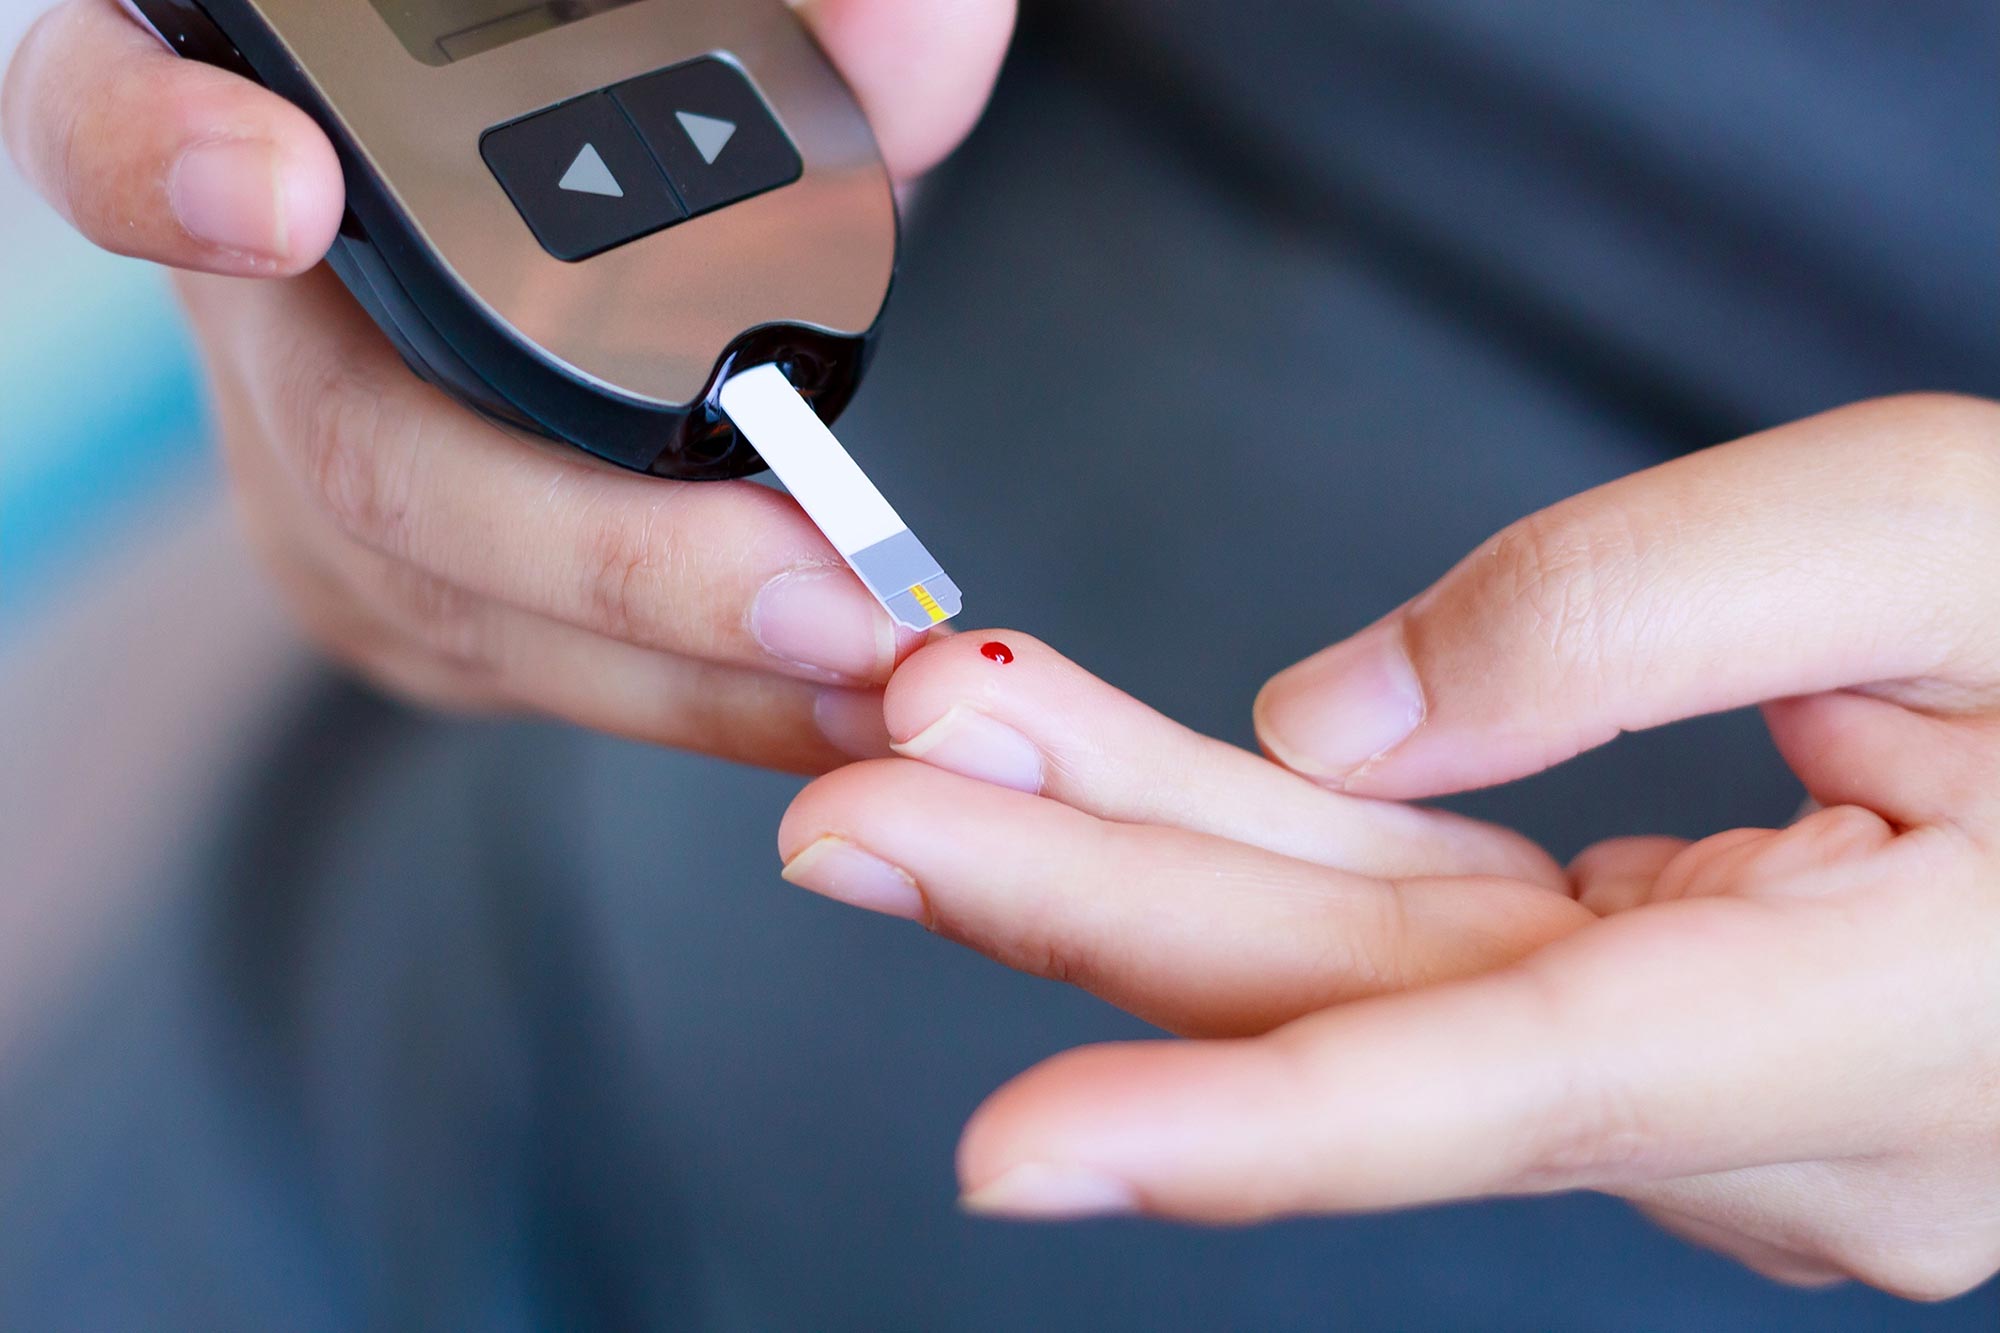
909, 585, 948, 623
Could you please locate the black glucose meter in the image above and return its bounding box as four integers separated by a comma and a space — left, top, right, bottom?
120, 0, 899, 480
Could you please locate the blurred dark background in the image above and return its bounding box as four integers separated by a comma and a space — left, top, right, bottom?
2, 1, 1997, 1328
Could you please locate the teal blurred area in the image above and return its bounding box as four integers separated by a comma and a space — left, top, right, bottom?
0, 25, 214, 641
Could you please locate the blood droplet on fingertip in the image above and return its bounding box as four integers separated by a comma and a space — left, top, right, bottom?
980, 641, 1015, 664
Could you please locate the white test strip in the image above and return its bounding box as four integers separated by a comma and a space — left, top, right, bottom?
719, 364, 963, 631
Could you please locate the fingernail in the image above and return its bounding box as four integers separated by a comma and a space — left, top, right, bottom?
781, 836, 924, 921
170, 139, 289, 260
813, 689, 894, 760
960, 1164, 1139, 1220
1256, 618, 1424, 783
752, 566, 897, 683
893, 706, 1043, 794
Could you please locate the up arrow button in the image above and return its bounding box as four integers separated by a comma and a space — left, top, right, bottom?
675, 112, 737, 165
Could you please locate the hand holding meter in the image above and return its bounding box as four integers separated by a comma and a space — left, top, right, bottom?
120, 0, 963, 630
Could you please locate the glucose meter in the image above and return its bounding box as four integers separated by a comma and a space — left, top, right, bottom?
121, 0, 963, 629
120, 0, 894, 481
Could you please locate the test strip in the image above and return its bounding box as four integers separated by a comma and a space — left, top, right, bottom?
719, 363, 963, 632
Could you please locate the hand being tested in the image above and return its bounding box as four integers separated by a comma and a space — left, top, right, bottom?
0, 0, 1014, 771
783, 395, 2000, 1299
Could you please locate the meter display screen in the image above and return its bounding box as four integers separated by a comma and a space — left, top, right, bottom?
368, 0, 644, 65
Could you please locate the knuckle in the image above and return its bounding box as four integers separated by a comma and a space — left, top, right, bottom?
1509, 971, 1664, 1188
282, 351, 412, 551
1519, 1079, 1657, 1189
1033, 934, 1105, 993
1479, 507, 1642, 679
1308, 878, 1409, 1000
958, 814, 1124, 993
984, 883, 1106, 993
575, 495, 678, 644
386, 567, 500, 680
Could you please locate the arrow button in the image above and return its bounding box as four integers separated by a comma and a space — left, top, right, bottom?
613, 58, 802, 218
480, 92, 685, 261
675, 111, 737, 165
558, 143, 625, 198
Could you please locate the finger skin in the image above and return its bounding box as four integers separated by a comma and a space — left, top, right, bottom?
1761, 688, 2000, 833
1635, 1196, 1849, 1290
205, 319, 890, 770
305, 528, 891, 770
1633, 1158, 2000, 1302
780, 759, 1590, 1036
325, 597, 888, 772
3, 0, 343, 274
957, 826, 1983, 1221
798, 0, 1017, 178
1255, 395, 2000, 803
1567, 836, 1687, 915
371, 604, 890, 773
181, 267, 922, 685
884, 632, 1563, 885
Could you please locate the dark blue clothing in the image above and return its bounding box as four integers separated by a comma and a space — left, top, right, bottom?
3, 3, 1996, 1327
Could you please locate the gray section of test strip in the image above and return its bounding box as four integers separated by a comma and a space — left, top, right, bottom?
927, 574, 964, 617
850, 531, 949, 602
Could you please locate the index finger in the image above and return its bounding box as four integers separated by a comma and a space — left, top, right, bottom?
957, 892, 1921, 1222
186, 266, 927, 684
881, 631, 1565, 885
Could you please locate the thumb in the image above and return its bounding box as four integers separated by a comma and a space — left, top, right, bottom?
1254, 394, 2000, 813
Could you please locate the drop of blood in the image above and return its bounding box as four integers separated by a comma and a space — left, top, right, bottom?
980, 641, 1015, 664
